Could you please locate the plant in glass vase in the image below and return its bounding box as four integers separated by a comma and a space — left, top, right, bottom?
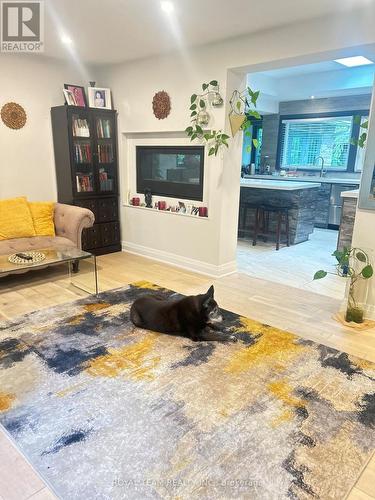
314, 247, 373, 324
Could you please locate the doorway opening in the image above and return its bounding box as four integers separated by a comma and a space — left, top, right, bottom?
236, 56, 375, 298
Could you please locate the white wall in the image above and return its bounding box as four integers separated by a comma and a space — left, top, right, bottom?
95, 5, 375, 276
0, 54, 91, 201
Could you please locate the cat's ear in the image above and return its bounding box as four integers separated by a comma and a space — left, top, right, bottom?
205, 285, 214, 298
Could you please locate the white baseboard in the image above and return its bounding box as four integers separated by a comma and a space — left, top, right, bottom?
121, 241, 237, 278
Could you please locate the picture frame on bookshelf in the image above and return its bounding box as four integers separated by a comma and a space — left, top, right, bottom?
88, 87, 112, 110
63, 89, 77, 106
64, 84, 87, 107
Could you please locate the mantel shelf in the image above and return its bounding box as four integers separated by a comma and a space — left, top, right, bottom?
124, 204, 210, 220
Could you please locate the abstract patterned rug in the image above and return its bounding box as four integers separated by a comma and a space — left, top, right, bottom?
1, 282, 375, 500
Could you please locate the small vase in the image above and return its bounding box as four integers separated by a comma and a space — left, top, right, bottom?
345, 275, 369, 323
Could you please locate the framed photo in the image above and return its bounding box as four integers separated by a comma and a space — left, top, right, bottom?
63, 88, 77, 106
64, 84, 87, 107
88, 87, 112, 110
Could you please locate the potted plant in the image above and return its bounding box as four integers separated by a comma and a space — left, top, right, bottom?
314, 247, 373, 323
185, 81, 260, 156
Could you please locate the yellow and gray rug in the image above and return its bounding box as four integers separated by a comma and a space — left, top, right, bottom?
0, 282, 375, 499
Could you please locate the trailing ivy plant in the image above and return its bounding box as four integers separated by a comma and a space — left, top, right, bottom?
230, 87, 262, 153
185, 81, 260, 156
351, 115, 369, 148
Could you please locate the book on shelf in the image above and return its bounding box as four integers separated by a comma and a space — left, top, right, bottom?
97, 144, 114, 163
99, 168, 113, 191
76, 174, 94, 192
74, 144, 92, 163
72, 117, 90, 137
96, 118, 111, 139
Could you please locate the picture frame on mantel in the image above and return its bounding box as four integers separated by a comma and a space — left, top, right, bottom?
88, 87, 112, 110
358, 82, 375, 210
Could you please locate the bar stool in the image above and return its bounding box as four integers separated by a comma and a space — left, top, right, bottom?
239, 202, 259, 238
253, 205, 290, 251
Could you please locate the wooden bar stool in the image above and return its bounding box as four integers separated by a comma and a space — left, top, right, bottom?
253, 205, 290, 251
239, 202, 259, 238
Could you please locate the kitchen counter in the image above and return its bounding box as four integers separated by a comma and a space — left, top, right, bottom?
244, 174, 361, 185
239, 181, 320, 245
341, 189, 359, 199
240, 179, 321, 190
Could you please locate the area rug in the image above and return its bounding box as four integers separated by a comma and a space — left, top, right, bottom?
1, 282, 375, 500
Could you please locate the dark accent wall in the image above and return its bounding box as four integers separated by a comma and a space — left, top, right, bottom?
260, 94, 372, 171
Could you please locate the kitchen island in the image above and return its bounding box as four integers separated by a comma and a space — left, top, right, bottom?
239, 179, 320, 244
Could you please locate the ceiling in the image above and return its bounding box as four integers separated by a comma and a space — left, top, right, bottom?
248, 57, 375, 112
43, 0, 372, 64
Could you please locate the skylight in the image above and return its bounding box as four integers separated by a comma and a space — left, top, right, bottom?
334, 56, 374, 67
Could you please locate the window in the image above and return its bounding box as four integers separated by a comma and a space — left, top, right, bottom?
278, 111, 369, 172
136, 146, 204, 201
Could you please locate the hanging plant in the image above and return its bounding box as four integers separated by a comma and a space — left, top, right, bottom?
351, 115, 368, 148
185, 81, 260, 156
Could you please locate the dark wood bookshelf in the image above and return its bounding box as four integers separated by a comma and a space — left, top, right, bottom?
51, 105, 121, 255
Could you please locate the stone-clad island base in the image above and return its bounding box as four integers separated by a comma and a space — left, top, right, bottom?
1, 281, 375, 499
239, 181, 320, 244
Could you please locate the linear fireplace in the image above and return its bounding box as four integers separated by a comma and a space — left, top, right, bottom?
136, 145, 204, 201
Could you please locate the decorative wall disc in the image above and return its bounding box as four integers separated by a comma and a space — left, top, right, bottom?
152, 91, 171, 119
1, 102, 27, 129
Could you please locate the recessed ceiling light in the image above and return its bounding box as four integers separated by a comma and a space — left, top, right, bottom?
161, 1, 174, 14
61, 34, 73, 46
334, 56, 374, 67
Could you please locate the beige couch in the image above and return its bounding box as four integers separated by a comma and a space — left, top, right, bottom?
0, 203, 95, 256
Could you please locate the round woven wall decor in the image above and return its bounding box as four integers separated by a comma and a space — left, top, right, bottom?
152, 91, 171, 120
1, 102, 27, 129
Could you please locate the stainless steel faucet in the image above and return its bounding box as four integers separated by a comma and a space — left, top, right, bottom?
314, 156, 326, 177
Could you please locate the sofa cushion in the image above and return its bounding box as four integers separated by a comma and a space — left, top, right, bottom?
0, 197, 36, 240
0, 236, 75, 256
28, 201, 55, 237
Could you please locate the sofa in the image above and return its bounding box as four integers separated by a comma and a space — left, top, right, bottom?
0, 202, 95, 258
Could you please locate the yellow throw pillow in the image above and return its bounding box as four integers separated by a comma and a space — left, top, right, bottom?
28, 201, 55, 237
0, 197, 36, 240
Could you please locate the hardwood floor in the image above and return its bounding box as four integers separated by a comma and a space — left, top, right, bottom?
0, 251, 374, 500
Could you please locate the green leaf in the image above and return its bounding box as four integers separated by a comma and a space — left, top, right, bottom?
252, 138, 259, 148
221, 134, 230, 140
356, 251, 367, 262
251, 90, 260, 105
191, 133, 197, 141
313, 270, 327, 280
202, 83, 208, 91
247, 110, 261, 119
190, 94, 197, 104
245, 131, 251, 137
203, 133, 211, 140
190, 111, 197, 117
199, 99, 205, 108
236, 101, 241, 111
361, 120, 369, 129
208, 147, 215, 156
195, 125, 203, 134
185, 126, 193, 133
190, 104, 197, 110
209, 80, 218, 87
361, 265, 373, 279
332, 250, 343, 262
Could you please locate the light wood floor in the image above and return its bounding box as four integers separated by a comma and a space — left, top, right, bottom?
0, 251, 374, 500
237, 227, 346, 300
